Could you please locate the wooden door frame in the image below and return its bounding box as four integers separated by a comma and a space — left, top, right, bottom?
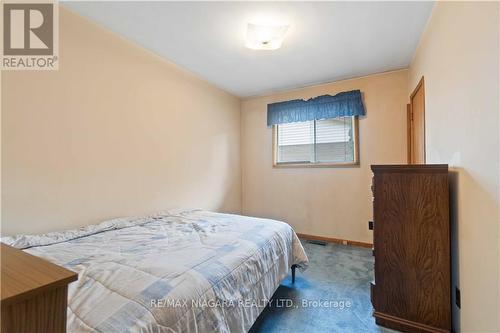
407, 76, 426, 164
407, 104, 412, 163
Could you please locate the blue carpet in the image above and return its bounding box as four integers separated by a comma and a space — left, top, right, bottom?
249, 241, 399, 333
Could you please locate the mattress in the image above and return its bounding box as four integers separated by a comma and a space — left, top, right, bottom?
2, 209, 309, 333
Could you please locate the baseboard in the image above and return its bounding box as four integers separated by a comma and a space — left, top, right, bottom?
296, 233, 372, 248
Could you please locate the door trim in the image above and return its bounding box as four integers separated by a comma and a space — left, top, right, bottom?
407, 103, 411, 164
409, 76, 426, 164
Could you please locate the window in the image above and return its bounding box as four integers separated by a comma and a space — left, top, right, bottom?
273, 116, 359, 167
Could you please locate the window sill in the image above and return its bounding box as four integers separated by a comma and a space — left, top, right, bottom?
273, 161, 360, 168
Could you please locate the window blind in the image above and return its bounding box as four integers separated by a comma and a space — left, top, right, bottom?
276, 117, 354, 164
277, 121, 314, 162
316, 118, 353, 163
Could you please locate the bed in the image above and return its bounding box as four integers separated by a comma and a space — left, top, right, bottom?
2, 209, 308, 333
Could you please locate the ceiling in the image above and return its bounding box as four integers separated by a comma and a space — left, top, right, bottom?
63, 1, 434, 97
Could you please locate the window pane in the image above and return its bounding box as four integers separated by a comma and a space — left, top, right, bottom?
277, 121, 314, 163
315, 117, 354, 163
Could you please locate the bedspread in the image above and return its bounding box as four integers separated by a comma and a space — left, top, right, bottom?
2, 209, 308, 333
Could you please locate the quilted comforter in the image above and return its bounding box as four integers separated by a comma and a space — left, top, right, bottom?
2, 209, 308, 333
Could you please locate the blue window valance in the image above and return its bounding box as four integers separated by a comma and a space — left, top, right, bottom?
267, 90, 365, 126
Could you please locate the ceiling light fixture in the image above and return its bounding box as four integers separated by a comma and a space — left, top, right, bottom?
245, 23, 289, 50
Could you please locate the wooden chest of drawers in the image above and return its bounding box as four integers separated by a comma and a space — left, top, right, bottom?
370, 164, 451, 333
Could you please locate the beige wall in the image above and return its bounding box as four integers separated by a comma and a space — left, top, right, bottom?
1, 8, 241, 236
241, 70, 408, 244
409, 2, 500, 332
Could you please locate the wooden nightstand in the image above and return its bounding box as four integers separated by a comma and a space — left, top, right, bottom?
1, 243, 78, 333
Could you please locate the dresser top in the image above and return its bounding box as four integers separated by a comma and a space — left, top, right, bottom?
371, 164, 448, 173
1, 243, 78, 305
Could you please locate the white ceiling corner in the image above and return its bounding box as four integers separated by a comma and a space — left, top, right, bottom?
62, 1, 434, 97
